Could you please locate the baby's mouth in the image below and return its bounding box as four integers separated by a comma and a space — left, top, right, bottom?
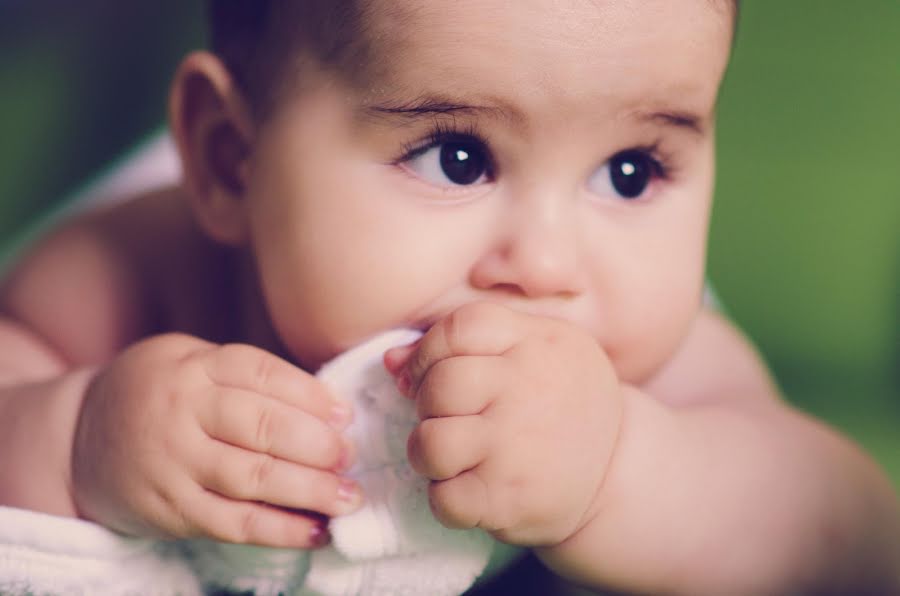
410, 320, 434, 334
410, 301, 590, 337
407, 311, 447, 335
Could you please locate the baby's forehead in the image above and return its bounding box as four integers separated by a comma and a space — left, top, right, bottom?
346, 0, 733, 121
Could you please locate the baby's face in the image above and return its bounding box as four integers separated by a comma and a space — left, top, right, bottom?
242, 0, 733, 381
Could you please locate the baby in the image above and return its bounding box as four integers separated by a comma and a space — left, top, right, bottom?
1, 0, 898, 593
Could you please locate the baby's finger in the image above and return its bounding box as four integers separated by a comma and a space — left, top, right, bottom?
184, 488, 330, 549
197, 442, 363, 519
382, 337, 421, 375
408, 416, 489, 481
198, 389, 350, 471
204, 343, 350, 429
415, 355, 510, 419
428, 471, 489, 531
405, 302, 525, 396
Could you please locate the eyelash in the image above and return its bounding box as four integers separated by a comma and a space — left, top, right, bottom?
393, 123, 677, 185
628, 142, 675, 181
394, 121, 495, 174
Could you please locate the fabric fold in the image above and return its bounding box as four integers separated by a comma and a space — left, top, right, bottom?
0, 329, 494, 595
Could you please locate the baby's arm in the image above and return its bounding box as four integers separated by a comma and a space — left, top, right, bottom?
537, 310, 900, 593
392, 304, 900, 593
0, 217, 145, 515
0, 197, 361, 547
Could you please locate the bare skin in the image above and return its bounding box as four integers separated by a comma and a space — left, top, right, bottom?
0, 190, 361, 546
1, 0, 899, 593
3, 186, 898, 593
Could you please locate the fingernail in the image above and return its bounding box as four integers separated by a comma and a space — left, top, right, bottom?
330, 401, 352, 429
384, 339, 420, 373
383, 348, 403, 374
336, 478, 363, 513
309, 522, 330, 547
336, 440, 355, 472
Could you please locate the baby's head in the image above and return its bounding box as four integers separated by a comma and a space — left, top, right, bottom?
170, 0, 736, 381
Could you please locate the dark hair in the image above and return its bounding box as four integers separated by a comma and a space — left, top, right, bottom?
206, 0, 740, 114
205, 0, 370, 114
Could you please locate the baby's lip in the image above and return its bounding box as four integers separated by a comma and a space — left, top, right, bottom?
409, 318, 437, 335
411, 322, 432, 334
411, 301, 579, 333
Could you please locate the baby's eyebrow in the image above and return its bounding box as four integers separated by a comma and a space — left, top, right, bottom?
361, 95, 708, 136
630, 109, 707, 136
360, 95, 521, 126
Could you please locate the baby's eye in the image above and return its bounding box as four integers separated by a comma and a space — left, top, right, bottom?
587, 149, 664, 200
401, 136, 491, 187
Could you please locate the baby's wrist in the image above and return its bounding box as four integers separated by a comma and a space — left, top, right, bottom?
64, 367, 104, 519
0, 367, 97, 518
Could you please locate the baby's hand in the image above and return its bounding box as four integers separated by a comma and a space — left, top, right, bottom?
386, 302, 623, 547
71, 333, 362, 548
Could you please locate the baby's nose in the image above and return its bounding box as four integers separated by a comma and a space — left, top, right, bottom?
469, 203, 587, 299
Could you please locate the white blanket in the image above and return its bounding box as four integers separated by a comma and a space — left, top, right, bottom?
0, 330, 494, 595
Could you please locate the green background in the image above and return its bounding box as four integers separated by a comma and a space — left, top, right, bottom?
710, 1, 900, 486
0, 3, 898, 486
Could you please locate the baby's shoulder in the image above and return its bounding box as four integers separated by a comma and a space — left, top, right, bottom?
641, 308, 781, 408
0, 187, 232, 364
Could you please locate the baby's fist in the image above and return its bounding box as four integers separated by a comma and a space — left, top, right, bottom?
394, 302, 623, 546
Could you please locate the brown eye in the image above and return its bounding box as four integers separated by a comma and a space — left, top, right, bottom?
403, 136, 491, 188
439, 140, 489, 185
588, 149, 663, 200
608, 150, 654, 198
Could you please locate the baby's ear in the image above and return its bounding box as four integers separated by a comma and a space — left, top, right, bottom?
168, 51, 254, 246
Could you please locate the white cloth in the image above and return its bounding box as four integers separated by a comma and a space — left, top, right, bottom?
0, 330, 494, 595
0, 506, 201, 595
305, 329, 494, 595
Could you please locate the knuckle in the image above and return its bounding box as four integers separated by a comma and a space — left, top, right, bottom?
176, 339, 215, 373
314, 429, 343, 470
416, 361, 451, 415
227, 506, 258, 544
408, 346, 431, 381
171, 353, 195, 385
407, 426, 431, 477
200, 347, 228, 386
428, 490, 450, 525
441, 302, 504, 355
249, 453, 277, 493
166, 498, 194, 539
210, 453, 240, 497
427, 358, 456, 388
444, 305, 479, 352
254, 403, 277, 453
414, 419, 455, 479
216, 342, 245, 361
427, 482, 453, 523
152, 486, 190, 538
250, 349, 277, 392
207, 343, 259, 383
158, 420, 183, 459
488, 478, 529, 534
429, 479, 478, 529
209, 503, 265, 544
416, 418, 444, 458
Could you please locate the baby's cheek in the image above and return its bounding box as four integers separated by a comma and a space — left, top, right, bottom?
609, 306, 693, 384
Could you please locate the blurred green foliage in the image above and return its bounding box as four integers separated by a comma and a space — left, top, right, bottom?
0, 2, 897, 485
711, 1, 900, 483
0, 2, 203, 236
